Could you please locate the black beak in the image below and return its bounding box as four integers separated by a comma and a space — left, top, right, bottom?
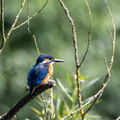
54, 58, 65, 62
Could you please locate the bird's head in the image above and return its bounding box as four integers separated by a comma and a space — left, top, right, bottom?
36, 54, 65, 64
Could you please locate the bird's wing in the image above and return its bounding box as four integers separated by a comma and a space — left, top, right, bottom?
27, 64, 49, 94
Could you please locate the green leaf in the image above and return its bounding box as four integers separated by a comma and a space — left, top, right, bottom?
56, 79, 73, 102
56, 95, 61, 112
35, 100, 44, 108
66, 73, 73, 87
29, 106, 41, 115
82, 77, 100, 92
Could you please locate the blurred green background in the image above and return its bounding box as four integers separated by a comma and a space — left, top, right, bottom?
0, 0, 120, 120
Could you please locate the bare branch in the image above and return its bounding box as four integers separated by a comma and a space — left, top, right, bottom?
58, 0, 84, 119
104, 0, 116, 71
82, 0, 116, 116
27, 0, 31, 33
61, 96, 95, 120
13, 0, 51, 30
79, 0, 93, 68
0, 0, 6, 51
0, 80, 56, 120
49, 88, 55, 119
32, 35, 40, 55
26, 1, 40, 55
6, 0, 27, 40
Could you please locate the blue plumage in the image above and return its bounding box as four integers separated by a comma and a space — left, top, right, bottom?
27, 64, 49, 94
27, 54, 65, 95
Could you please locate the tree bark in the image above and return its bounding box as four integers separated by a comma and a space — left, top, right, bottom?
0, 80, 56, 120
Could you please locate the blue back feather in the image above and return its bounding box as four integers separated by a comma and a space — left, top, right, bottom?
27, 63, 49, 94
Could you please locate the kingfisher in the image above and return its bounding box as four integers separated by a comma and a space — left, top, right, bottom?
27, 54, 65, 94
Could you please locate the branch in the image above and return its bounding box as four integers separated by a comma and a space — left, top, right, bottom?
13, 0, 51, 30
79, 0, 93, 68
0, 80, 56, 120
58, 0, 84, 119
49, 88, 55, 119
26, 1, 40, 55
61, 95, 94, 120
6, 0, 26, 40
0, 0, 6, 51
104, 0, 116, 71
83, 0, 116, 116
33, 35, 41, 55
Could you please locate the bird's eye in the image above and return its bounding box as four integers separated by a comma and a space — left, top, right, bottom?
50, 58, 54, 61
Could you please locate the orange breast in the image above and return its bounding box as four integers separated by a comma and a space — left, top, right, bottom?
40, 64, 53, 85
32, 64, 53, 93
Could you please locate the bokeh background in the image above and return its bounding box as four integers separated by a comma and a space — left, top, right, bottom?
0, 0, 120, 120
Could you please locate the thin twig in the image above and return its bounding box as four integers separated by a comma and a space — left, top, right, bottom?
79, 0, 93, 68
0, 0, 6, 51
27, 0, 31, 33
104, 0, 116, 71
13, 0, 51, 30
6, 0, 26, 40
33, 35, 40, 55
61, 95, 94, 120
80, 0, 93, 118
58, 0, 84, 119
27, 0, 40, 55
49, 88, 55, 119
38, 95, 47, 120
83, 0, 116, 116
105, 20, 113, 40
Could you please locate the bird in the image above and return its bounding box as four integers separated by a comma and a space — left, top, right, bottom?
27, 54, 65, 94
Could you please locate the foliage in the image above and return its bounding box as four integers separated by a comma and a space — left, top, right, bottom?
30, 75, 101, 120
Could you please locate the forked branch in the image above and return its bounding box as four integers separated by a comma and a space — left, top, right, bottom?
58, 0, 84, 119
7, 0, 26, 40
13, 0, 51, 30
